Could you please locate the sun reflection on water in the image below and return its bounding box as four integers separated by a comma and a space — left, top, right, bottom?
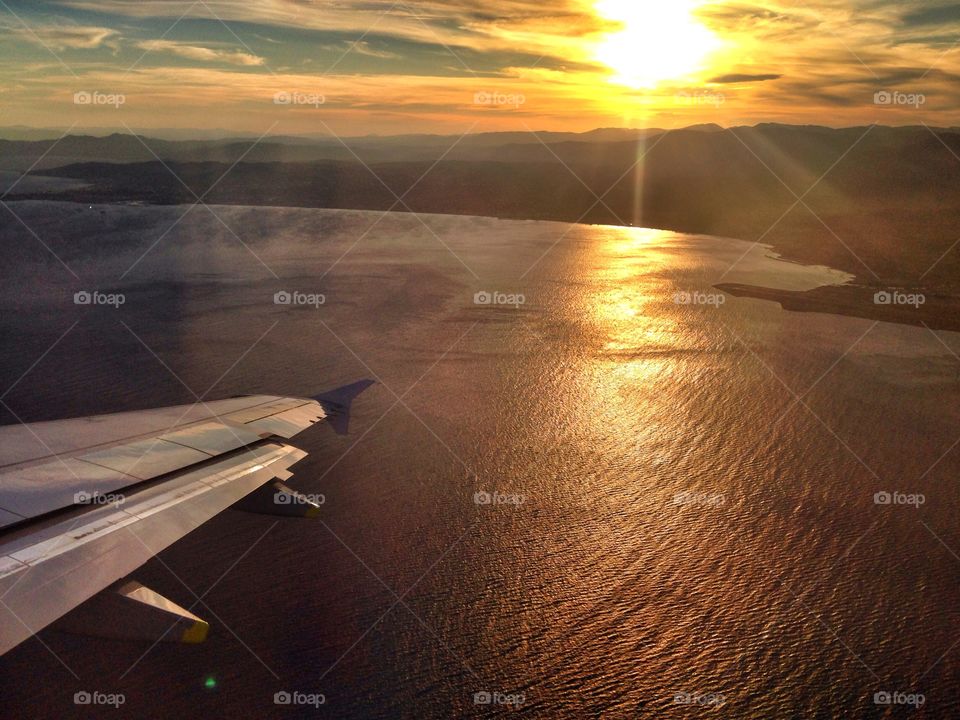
589, 227, 682, 379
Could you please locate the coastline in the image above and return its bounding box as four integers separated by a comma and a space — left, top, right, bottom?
715, 283, 960, 334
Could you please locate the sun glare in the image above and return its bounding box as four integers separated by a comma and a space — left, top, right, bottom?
594, 0, 721, 88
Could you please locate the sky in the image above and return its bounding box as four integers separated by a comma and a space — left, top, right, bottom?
0, 0, 958, 136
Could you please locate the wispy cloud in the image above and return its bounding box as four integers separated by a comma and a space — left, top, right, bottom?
348, 41, 402, 60
47, 0, 602, 61
315, 39, 402, 60
8, 23, 118, 50
136, 39, 265, 66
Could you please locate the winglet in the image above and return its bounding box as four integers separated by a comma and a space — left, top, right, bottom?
313, 379, 375, 435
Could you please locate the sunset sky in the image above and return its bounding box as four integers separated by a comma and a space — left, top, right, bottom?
0, 0, 958, 135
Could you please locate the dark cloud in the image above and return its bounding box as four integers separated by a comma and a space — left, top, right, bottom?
902, 3, 960, 27
710, 73, 782, 83
867, 66, 960, 85
895, 33, 960, 47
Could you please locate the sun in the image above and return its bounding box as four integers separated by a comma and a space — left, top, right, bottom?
593, 0, 721, 88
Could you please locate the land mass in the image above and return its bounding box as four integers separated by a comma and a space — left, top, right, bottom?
715, 283, 960, 333
3, 123, 960, 332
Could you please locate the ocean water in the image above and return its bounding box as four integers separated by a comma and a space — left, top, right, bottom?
1, 202, 958, 718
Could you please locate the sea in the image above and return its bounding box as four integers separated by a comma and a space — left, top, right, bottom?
0, 201, 958, 718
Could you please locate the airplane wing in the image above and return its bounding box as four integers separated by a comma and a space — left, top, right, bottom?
0, 380, 374, 656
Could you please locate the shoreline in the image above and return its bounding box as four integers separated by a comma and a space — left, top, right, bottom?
715, 283, 960, 334
7, 197, 959, 335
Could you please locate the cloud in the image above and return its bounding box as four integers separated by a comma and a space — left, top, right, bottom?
136, 40, 265, 66
349, 41, 402, 60
50, 0, 599, 63
698, 4, 821, 37
902, 3, 960, 27
318, 40, 402, 60
710, 73, 782, 83
12, 24, 118, 50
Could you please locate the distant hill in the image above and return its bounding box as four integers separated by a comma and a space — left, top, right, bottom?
0, 128, 672, 170
10, 124, 960, 292
6, 123, 953, 171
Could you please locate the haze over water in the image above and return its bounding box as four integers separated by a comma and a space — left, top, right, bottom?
1, 203, 959, 717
